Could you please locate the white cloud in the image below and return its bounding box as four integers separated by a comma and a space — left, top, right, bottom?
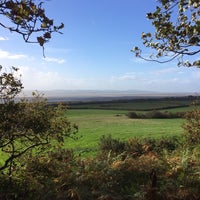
43, 57, 66, 64
16, 65, 200, 93
112, 73, 138, 81
0, 49, 27, 59
107, 68, 200, 92
152, 67, 179, 76
18, 66, 93, 90
19, 66, 62, 90
0, 36, 9, 41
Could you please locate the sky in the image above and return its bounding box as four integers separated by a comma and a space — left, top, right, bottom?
0, 0, 199, 93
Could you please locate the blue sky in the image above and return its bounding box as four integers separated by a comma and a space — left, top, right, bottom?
0, 0, 199, 93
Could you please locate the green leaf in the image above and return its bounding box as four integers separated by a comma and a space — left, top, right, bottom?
41, 22, 47, 28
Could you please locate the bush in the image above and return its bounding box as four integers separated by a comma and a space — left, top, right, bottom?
127, 110, 185, 119
145, 137, 181, 153
99, 135, 181, 158
0, 140, 200, 200
127, 111, 141, 119
99, 135, 126, 154
183, 107, 200, 145
125, 138, 145, 156
146, 111, 164, 118
125, 137, 181, 157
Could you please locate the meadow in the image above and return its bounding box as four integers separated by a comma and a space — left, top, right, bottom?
64, 96, 196, 156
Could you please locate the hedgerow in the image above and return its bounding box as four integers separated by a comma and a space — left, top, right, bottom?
127, 110, 185, 119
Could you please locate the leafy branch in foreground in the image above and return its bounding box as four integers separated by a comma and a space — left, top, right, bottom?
0, 0, 64, 55
0, 66, 23, 102
0, 67, 78, 175
132, 0, 200, 67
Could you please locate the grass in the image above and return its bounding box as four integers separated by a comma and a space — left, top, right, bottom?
65, 108, 184, 156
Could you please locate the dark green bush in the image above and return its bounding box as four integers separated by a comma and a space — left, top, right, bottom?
99, 135, 181, 157
143, 137, 181, 153
99, 135, 126, 154
127, 111, 185, 119
125, 138, 145, 156
145, 111, 169, 118
127, 111, 140, 118
183, 107, 200, 145
125, 137, 181, 157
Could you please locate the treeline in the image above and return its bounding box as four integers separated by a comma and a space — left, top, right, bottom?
127, 110, 185, 119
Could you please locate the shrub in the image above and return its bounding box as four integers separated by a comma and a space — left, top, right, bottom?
99, 135, 126, 154
127, 111, 185, 119
145, 111, 167, 118
0, 141, 200, 200
125, 137, 181, 157
183, 107, 200, 145
127, 111, 140, 119
155, 137, 181, 152
125, 138, 145, 156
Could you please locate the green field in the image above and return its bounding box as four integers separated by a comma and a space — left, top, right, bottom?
59, 96, 199, 156
65, 108, 184, 156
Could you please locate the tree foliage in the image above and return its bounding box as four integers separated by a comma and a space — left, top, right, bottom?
183, 104, 200, 145
0, 66, 23, 102
0, 67, 78, 174
0, 1, 68, 174
132, 0, 200, 67
0, 0, 64, 54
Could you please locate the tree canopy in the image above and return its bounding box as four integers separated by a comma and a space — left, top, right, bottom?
0, 68, 78, 175
132, 0, 200, 67
0, 0, 64, 53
